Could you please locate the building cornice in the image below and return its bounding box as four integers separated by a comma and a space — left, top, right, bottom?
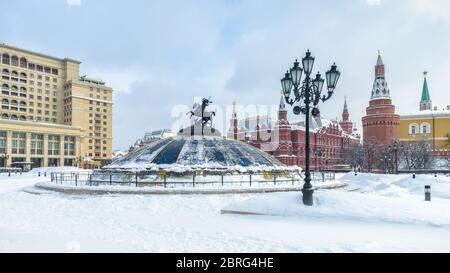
0, 43, 81, 64
0, 119, 83, 132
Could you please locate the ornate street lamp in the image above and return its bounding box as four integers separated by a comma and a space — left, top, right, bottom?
388, 140, 401, 174
281, 50, 341, 206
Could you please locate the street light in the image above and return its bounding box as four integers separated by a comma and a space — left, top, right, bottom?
388, 140, 401, 174
380, 155, 390, 174
281, 51, 340, 206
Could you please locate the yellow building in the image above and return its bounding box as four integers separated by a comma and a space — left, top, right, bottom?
0, 43, 113, 169
400, 72, 450, 156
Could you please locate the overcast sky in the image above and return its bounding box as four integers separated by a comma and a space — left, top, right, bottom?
1, 0, 450, 150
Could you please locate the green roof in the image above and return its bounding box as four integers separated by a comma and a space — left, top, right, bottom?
421, 77, 431, 102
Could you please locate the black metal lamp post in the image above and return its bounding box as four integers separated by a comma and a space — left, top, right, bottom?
281, 50, 341, 206
388, 140, 401, 174
380, 155, 390, 174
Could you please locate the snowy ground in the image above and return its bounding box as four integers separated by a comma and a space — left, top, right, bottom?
1, 168, 450, 252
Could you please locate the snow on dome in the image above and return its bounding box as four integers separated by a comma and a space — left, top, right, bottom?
105, 136, 297, 173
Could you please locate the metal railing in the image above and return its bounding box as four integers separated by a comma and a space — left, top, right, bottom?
49, 170, 336, 189
0, 167, 22, 174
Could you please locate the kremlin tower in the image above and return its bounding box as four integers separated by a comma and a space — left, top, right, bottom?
228, 101, 239, 140
273, 92, 296, 165
339, 97, 353, 135
420, 71, 432, 111
362, 52, 400, 145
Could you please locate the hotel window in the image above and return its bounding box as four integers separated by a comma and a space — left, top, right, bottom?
2, 54, 10, 65
44, 67, 51, 74
48, 135, 60, 155
64, 136, 76, 156
12, 132, 26, 154
11, 56, 19, 66
52, 69, 58, 75
0, 131, 6, 154
31, 134, 43, 155
28, 63, 36, 70
37, 65, 43, 72
20, 58, 27, 68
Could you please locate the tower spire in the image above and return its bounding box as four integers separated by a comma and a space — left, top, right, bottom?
279, 89, 286, 110
371, 51, 390, 100
420, 71, 432, 111
377, 50, 383, 66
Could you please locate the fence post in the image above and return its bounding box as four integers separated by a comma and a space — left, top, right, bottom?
292, 175, 295, 185
135, 172, 138, 187
249, 174, 252, 187
193, 173, 196, 188
75, 174, 78, 187
274, 175, 276, 186
89, 174, 92, 186
221, 175, 224, 187
38, 172, 41, 177
44, 172, 46, 177
110, 174, 112, 186
164, 174, 167, 188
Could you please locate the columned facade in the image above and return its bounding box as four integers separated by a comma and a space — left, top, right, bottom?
0, 119, 83, 169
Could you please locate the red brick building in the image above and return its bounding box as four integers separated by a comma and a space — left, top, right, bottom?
228, 97, 360, 170
362, 53, 400, 145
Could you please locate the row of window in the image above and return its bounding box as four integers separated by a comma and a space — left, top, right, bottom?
1, 54, 59, 75
0, 131, 75, 156
1, 113, 57, 123
409, 122, 431, 135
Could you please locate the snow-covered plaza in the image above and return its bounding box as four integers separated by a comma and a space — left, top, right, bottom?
1, 168, 450, 253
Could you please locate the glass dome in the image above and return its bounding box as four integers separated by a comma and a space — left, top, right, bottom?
107, 136, 287, 172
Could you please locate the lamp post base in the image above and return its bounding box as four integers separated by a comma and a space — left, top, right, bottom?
302, 187, 314, 206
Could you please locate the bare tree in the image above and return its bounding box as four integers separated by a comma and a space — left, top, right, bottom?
363, 138, 378, 173
399, 141, 432, 170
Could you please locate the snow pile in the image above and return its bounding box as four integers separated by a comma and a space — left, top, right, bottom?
1, 172, 450, 252
339, 173, 450, 199
223, 190, 450, 228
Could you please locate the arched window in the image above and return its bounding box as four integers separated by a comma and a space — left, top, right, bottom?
1, 114, 9, 119
2, 84, 9, 90
11, 56, 19, 66
11, 85, 18, 92
19, 115, 26, 121
2, 69, 9, 75
11, 115, 18, 120
20, 57, 27, 68
19, 87, 26, 92
11, 71, 18, 77
19, 101, 26, 107
409, 123, 419, 135
20, 72, 27, 78
2, 54, 10, 65
11, 100, 18, 106
2, 99, 9, 104
421, 122, 431, 134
